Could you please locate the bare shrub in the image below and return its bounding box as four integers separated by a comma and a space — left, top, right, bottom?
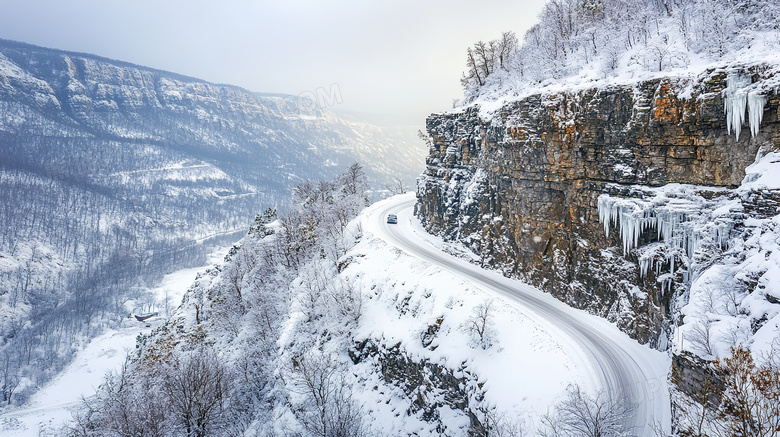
711, 346, 780, 437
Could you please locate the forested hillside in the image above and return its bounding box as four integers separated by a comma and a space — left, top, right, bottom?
0, 39, 423, 407
461, 0, 780, 106
66, 165, 372, 437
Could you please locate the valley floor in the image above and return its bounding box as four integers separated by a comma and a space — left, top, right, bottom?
0, 247, 230, 437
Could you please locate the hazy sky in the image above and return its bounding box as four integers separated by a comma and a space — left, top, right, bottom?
0, 0, 546, 126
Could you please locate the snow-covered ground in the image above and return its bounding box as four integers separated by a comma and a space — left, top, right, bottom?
0, 192, 673, 435
345, 220, 596, 432
0, 246, 230, 436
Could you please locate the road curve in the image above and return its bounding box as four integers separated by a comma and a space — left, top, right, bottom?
367, 193, 671, 436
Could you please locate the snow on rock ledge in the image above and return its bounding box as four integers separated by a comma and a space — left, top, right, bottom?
740, 151, 780, 191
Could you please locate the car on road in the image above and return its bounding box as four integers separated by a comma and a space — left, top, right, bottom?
387, 214, 398, 224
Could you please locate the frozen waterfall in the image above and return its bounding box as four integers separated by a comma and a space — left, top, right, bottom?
598, 190, 732, 280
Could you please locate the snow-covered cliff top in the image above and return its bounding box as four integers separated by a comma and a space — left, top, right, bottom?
455, 0, 780, 118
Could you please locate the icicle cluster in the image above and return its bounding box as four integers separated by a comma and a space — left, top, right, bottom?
638, 246, 663, 279
598, 196, 655, 254
598, 192, 731, 280
748, 91, 766, 138
724, 73, 765, 139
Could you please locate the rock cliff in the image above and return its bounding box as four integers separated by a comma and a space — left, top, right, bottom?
416, 66, 780, 346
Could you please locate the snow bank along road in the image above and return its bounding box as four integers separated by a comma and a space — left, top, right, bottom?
368, 193, 671, 435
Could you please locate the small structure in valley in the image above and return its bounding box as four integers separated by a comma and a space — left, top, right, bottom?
134, 312, 159, 322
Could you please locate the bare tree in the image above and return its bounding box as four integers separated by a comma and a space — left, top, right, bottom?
461, 299, 497, 349
225, 245, 257, 303
539, 384, 637, 437
698, 285, 720, 315
384, 177, 407, 196
688, 320, 715, 358
328, 279, 364, 324
68, 355, 167, 437
339, 162, 367, 197
495, 31, 519, 70
723, 287, 743, 317
163, 349, 231, 437
296, 262, 329, 322
478, 407, 528, 436
0, 351, 20, 405
290, 353, 364, 437
463, 46, 485, 88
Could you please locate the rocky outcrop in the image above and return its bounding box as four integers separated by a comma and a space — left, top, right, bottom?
416, 67, 780, 346
671, 351, 723, 404
350, 340, 489, 436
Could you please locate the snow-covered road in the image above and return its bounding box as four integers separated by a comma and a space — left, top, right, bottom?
367, 193, 671, 435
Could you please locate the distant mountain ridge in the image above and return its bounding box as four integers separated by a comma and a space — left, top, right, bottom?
0, 38, 423, 190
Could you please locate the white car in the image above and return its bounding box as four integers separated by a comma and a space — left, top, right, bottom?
386, 214, 398, 224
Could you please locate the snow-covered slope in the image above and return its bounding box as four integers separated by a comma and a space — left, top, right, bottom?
0, 248, 227, 436
64, 187, 667, 435
367, 194, 671, 434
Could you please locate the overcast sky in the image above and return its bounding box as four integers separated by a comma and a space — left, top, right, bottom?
0, 0, 546, 127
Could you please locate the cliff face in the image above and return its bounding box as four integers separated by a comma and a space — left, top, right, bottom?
416, 67, 780, 345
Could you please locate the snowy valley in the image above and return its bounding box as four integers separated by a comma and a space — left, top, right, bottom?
0, 38, 424, 425
2, 0, 780, 435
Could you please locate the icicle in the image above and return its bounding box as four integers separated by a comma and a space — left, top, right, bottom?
748, 91, 766, 138
639, 253, 654, 279
598, 195, 654, 255
598, 196, 611, 237
688, 232, 699, 261
724, 73, 751, 140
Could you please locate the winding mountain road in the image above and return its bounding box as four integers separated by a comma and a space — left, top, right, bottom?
367, 193, 671, 435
